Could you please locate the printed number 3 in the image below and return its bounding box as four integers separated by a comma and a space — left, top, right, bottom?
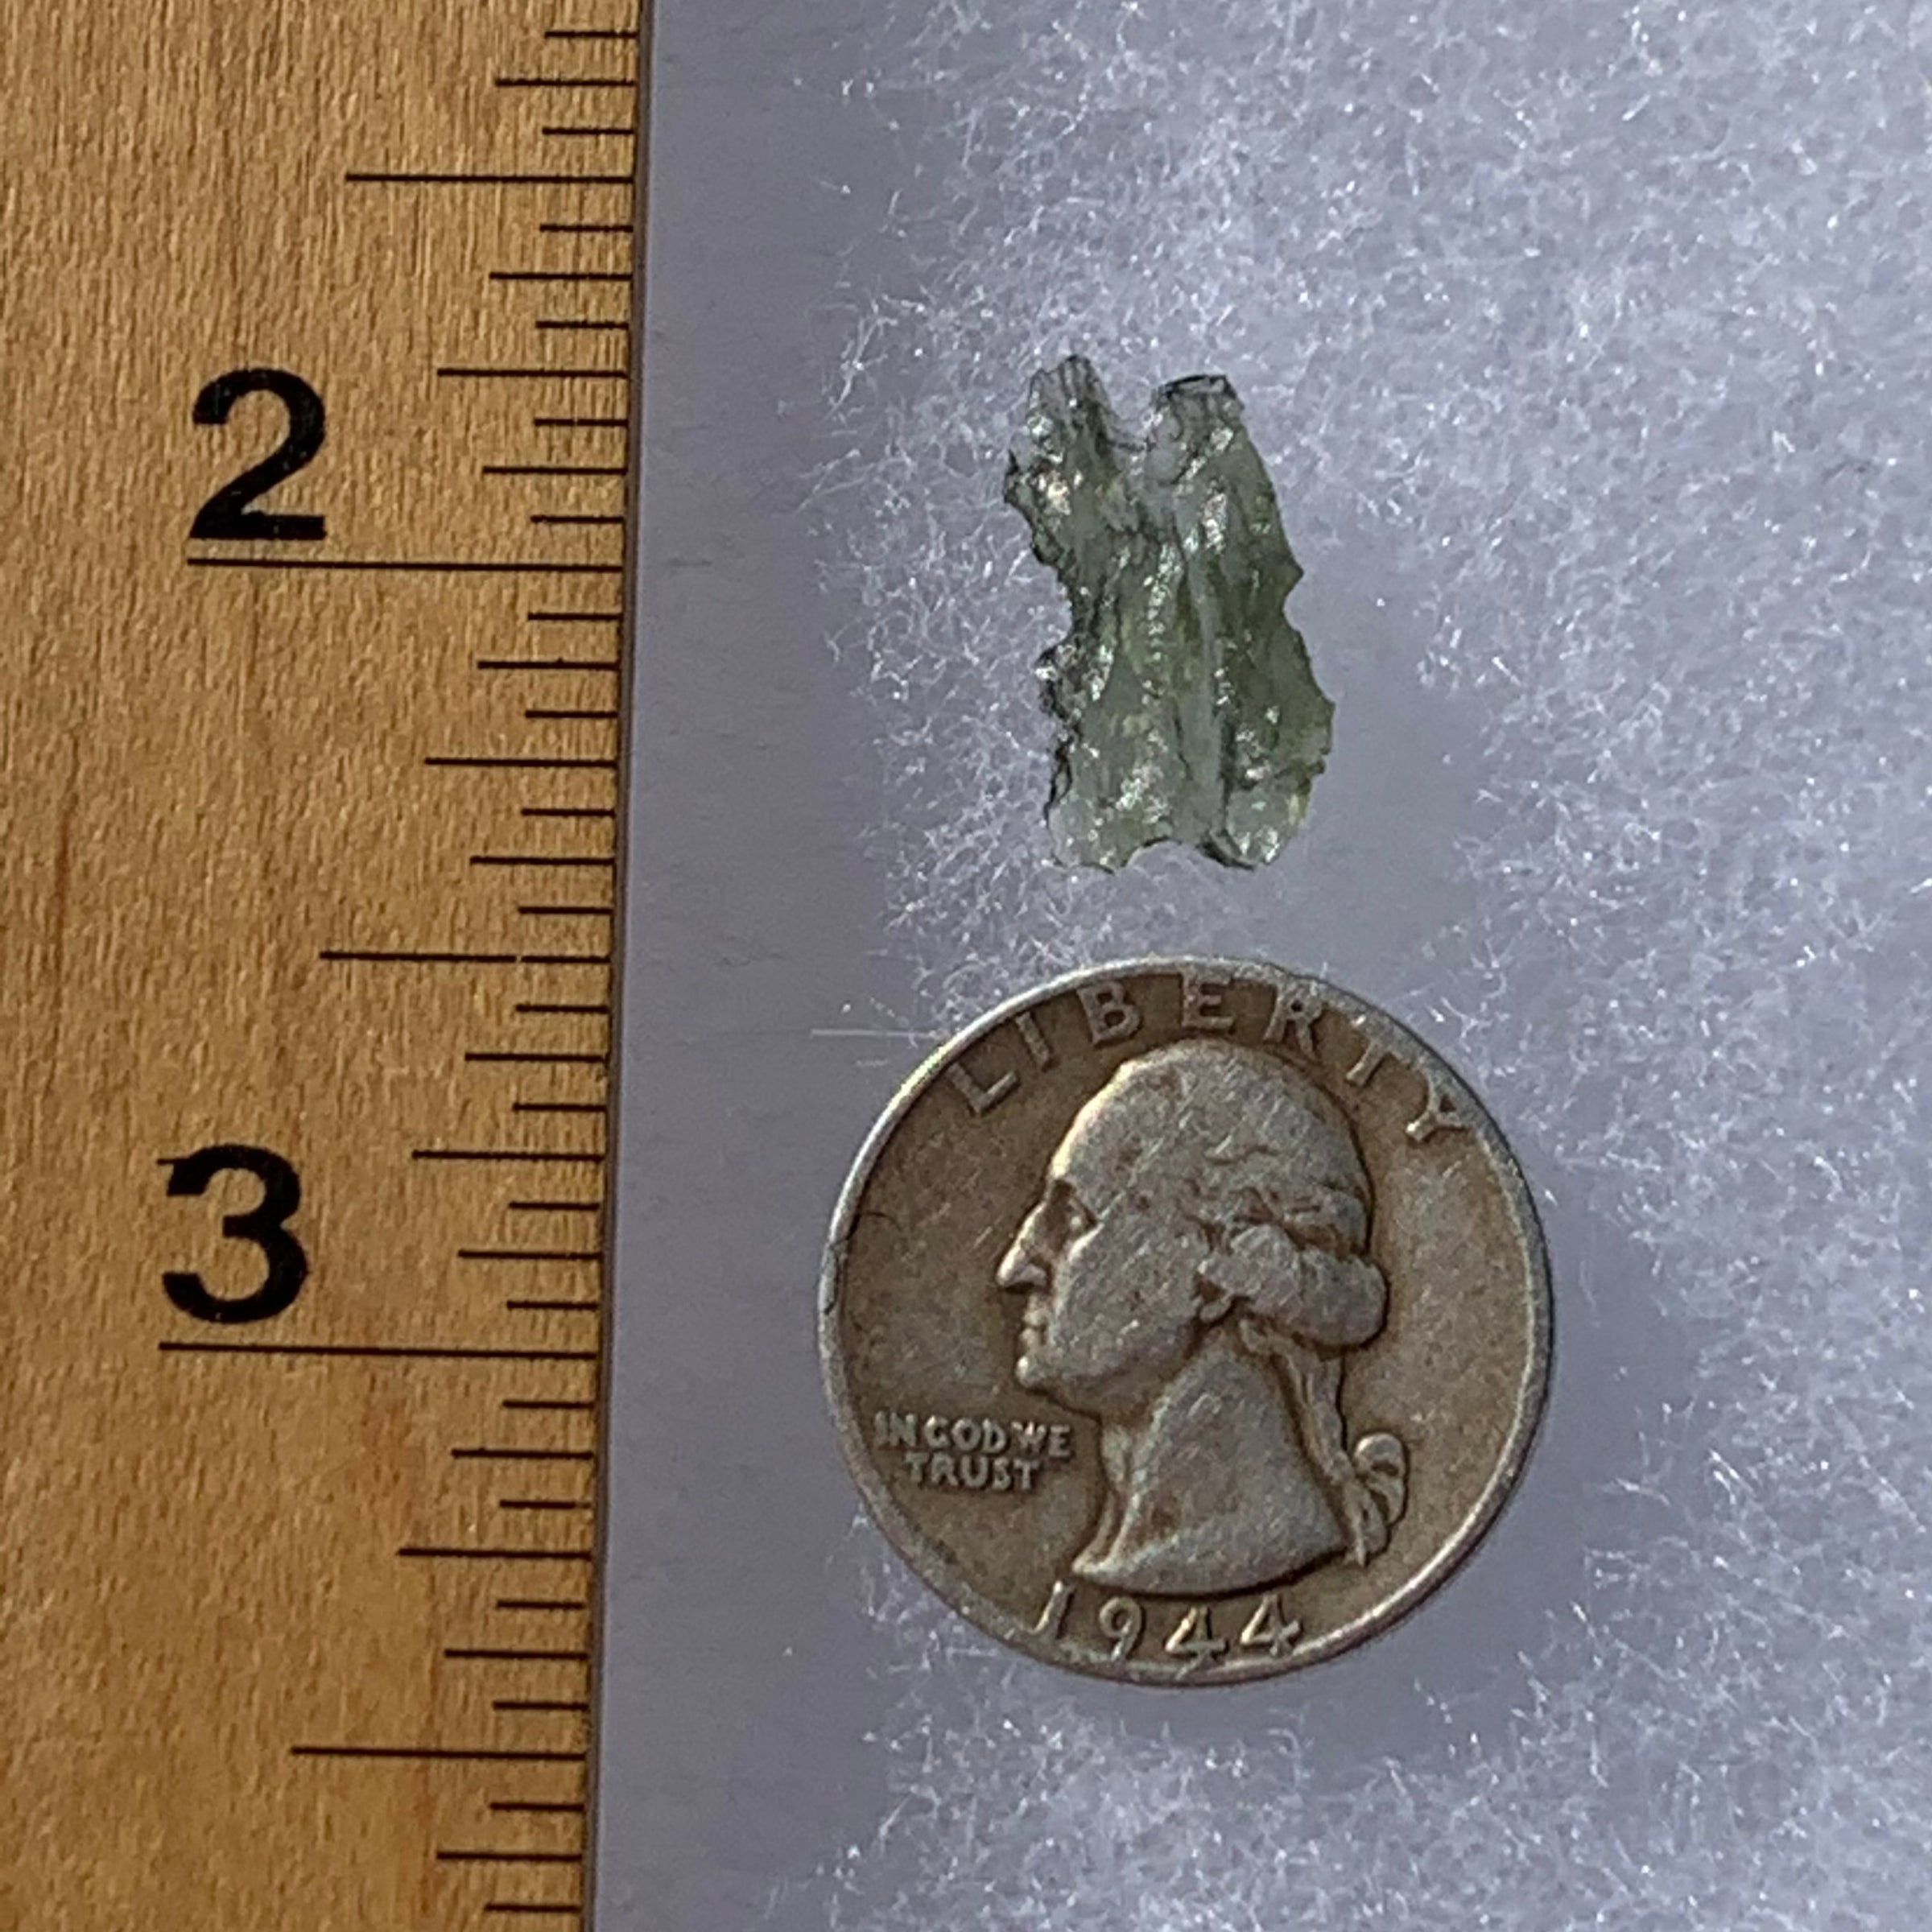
163, 1143, 309, 1323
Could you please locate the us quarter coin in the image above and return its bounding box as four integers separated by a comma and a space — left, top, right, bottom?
819, 958, 1551, 1684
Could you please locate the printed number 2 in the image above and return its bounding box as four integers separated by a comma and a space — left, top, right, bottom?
189, 368, 327, 540
163, 1143, 309, 1323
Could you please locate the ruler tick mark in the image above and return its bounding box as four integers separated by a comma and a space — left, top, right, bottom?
460, 1248, 603, 1262
497, 75, 637, 89
160, 1340, 595, 1362
323, 950, 611, 969
401, 1546, 595, 1563
348, 169, 630, 186
481, 658, 621, 671
322, 948, 517, 964
440, 1848, 584, 1863
415, 1150, 605, 1165
293, 1744, 587, 1762
474, 853, 616, 867
427, 757, 614, 773
189, 556, 622, 576
439, 365, 630, 381
467, 1049, 606, 1063
446, 1646, 592, 1662
427, 754, 617, 770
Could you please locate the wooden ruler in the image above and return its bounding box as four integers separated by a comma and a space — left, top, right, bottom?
0, 5, 647, 1926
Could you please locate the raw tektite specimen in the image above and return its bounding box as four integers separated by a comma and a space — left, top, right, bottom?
1005, 356, 1332, 871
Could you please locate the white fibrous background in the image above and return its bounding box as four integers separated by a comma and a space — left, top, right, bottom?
811, 2, 1932, 1925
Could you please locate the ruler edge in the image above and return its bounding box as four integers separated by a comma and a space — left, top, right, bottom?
584, 2, 658, 1924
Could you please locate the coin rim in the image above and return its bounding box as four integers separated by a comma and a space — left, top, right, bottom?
818, 956, 1553, 1686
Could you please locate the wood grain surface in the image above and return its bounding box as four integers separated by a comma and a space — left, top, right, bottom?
0, 5, 646, 1925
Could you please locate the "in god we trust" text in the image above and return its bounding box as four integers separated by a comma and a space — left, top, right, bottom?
873, 1410, 1076, 1492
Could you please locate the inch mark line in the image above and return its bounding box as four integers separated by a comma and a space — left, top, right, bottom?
494, 1599, 591, 1612
492, 1701, 592, 1715
507, 1201, 604, 1214
159, 1340, 595, 1362
455, 1447, 598, 1462
189, 556, 621, 576
492, 1801, 588, 1814
504, 1397, 595, 1412
542, 125, 638, 138
293, 1744, 586, 1763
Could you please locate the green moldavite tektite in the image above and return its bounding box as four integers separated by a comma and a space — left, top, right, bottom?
1004, 356, 1333, 872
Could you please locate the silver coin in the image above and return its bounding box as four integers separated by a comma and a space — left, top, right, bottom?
819, 958, 1550, 1684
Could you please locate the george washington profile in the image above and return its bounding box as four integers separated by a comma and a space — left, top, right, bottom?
995, 1040, 1406, 1597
